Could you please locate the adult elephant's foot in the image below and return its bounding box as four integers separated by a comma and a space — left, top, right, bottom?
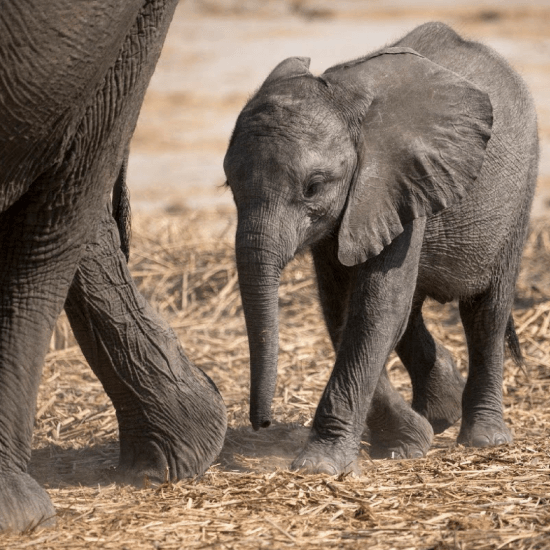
457, 418, 513, 448
367, 387, 434, 459
290, 436, 361, 476
0, 470, 56, 532
114, 361, 228, 486
411, 343, 465, 434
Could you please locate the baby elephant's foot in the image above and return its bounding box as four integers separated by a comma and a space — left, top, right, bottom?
457, 418, 513, 448
291, 437, 360, 476
367, 376, 434, 459
368, 406, 434, 459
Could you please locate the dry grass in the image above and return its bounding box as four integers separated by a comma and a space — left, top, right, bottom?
5, 208, 550, 549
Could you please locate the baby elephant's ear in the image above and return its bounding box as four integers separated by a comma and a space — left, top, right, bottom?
261, 57, 311, 87
335, 48, 493, 267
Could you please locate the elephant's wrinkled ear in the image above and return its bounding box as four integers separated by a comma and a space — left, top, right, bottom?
262, 57, 311, 87
332, 48, 493, 266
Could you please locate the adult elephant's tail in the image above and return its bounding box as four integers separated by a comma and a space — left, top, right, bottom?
112, 150, 132, 262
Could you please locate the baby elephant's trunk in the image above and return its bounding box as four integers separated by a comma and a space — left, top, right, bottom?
236, 223, 285, 430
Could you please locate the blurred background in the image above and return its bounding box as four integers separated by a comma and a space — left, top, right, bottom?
128, 0, 550, 217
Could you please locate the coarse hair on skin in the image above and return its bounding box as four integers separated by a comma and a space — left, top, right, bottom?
226, 71, 369, 163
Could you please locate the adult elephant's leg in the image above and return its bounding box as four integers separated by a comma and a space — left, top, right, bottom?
312, 238, 432, 461
293, 221, 432, 475
64, 204, 227, 484
0, 269, 58, 531
396, 301, 465, 434
0, 187, 89, 531
457, 288, 513, 447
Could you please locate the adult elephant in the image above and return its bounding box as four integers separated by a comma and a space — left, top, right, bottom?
0, 0, 226, 532
223, 23, 538, 474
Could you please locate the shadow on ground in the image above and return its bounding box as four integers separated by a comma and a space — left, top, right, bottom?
29, 442, 119, 488
28, 420, 462, 490
218, 423, 312, 472
28, 424, 313, 487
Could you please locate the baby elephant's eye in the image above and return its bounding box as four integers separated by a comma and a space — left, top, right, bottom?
304, 179, 323, 199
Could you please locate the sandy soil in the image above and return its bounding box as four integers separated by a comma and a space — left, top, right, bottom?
129, 0, 550, 216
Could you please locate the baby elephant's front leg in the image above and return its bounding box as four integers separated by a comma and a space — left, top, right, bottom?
292, 223, 426, 475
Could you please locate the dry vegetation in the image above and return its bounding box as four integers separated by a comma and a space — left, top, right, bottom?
5, 209, 550, 549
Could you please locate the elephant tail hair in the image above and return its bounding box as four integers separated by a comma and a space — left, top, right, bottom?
112, 155, 132, 263
505, 314, 523, 368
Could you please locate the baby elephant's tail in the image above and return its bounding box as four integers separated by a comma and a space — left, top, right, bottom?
505, 314, 523, 367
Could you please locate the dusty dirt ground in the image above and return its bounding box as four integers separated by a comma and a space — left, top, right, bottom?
5, 1, 550, 549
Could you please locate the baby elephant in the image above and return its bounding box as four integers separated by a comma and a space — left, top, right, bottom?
224, 22, 538, 474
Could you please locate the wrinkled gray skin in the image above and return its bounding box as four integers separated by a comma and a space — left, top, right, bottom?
0, 1, 226, 532
224, 22, 538, 475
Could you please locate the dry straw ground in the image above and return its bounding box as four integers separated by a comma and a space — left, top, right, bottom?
5, 209, 550, 549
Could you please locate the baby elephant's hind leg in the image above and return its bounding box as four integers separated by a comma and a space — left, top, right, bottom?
367, 368, 433, 459
457, 289, 513, 447
396, 302, 465, 434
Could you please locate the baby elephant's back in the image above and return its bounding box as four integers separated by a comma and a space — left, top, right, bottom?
399, 23, 538, 298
